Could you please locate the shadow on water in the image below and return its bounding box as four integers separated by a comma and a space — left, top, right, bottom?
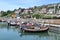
18, 29, 49, 37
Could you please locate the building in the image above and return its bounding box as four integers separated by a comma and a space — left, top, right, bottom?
47, 4, 55, 14
14, 3, 60, 15
22, 9, 33, 14
39, 7, 47, 14
56, 3, 60, 14
14, 10, 20, 18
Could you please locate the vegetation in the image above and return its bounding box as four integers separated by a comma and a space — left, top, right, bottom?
43, 15, 56, 19
32, 14, 44, 19
0, 3, 60, 19
19, 14, 56, 19
1, 12, 7, 17
1, 10, 14, 17
0, 10, 57, 19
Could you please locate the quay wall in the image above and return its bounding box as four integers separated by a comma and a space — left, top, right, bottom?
0, 17, 60, 25
20, 19, 60, 25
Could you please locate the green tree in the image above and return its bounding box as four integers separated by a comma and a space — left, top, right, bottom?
1, 12, 7, 17
7, 10, 13, 14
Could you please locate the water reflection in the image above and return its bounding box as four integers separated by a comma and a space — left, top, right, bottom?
0, 22, 60, 40
48, 31, 60, 40
19, 31, 48, 36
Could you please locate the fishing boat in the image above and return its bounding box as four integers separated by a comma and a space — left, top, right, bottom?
0, 19, 6, 22
7, 21, 17, 26
21, 27, 48, 32
16, 22, 21, 26
9, 21, 16, 26
2, 19, 6, 22
9, 22, 17, 26
20, 22, 49, 32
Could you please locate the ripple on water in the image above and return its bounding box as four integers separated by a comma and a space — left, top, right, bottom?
0, 22, 60, 40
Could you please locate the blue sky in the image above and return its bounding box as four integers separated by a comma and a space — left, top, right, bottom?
0, 0, 60, 11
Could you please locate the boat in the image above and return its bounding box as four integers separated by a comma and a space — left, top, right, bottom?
9, 22, 17, 26
20, 23, 49, 32
2, 19, 6, 22
0, 19, 6, 22
7, 21, 17, 26
16, 22, 21, 26
21, 26, 48, 32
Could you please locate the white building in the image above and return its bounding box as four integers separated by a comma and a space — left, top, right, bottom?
56, 4, 60, 14
22, 9, 33, 14
47, 8, 54, 14
22, 9, 29, 14
39, 8, 47, 14
14, 10, 20, 18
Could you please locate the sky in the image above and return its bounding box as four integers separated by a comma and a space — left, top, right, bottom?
0, 0, 60, 11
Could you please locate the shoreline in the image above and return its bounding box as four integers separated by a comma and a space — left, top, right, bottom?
0, 17, 60, 25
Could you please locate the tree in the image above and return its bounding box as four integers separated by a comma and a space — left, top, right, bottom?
1, 11, 7, 17
7, 10, 13, 14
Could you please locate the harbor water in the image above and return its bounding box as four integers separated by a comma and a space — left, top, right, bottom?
0, 22, 60, 40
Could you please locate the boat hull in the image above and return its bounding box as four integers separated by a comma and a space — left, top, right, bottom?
21, 27, 48, 33
8, 23, 17, 26
0, 20, 6, 22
